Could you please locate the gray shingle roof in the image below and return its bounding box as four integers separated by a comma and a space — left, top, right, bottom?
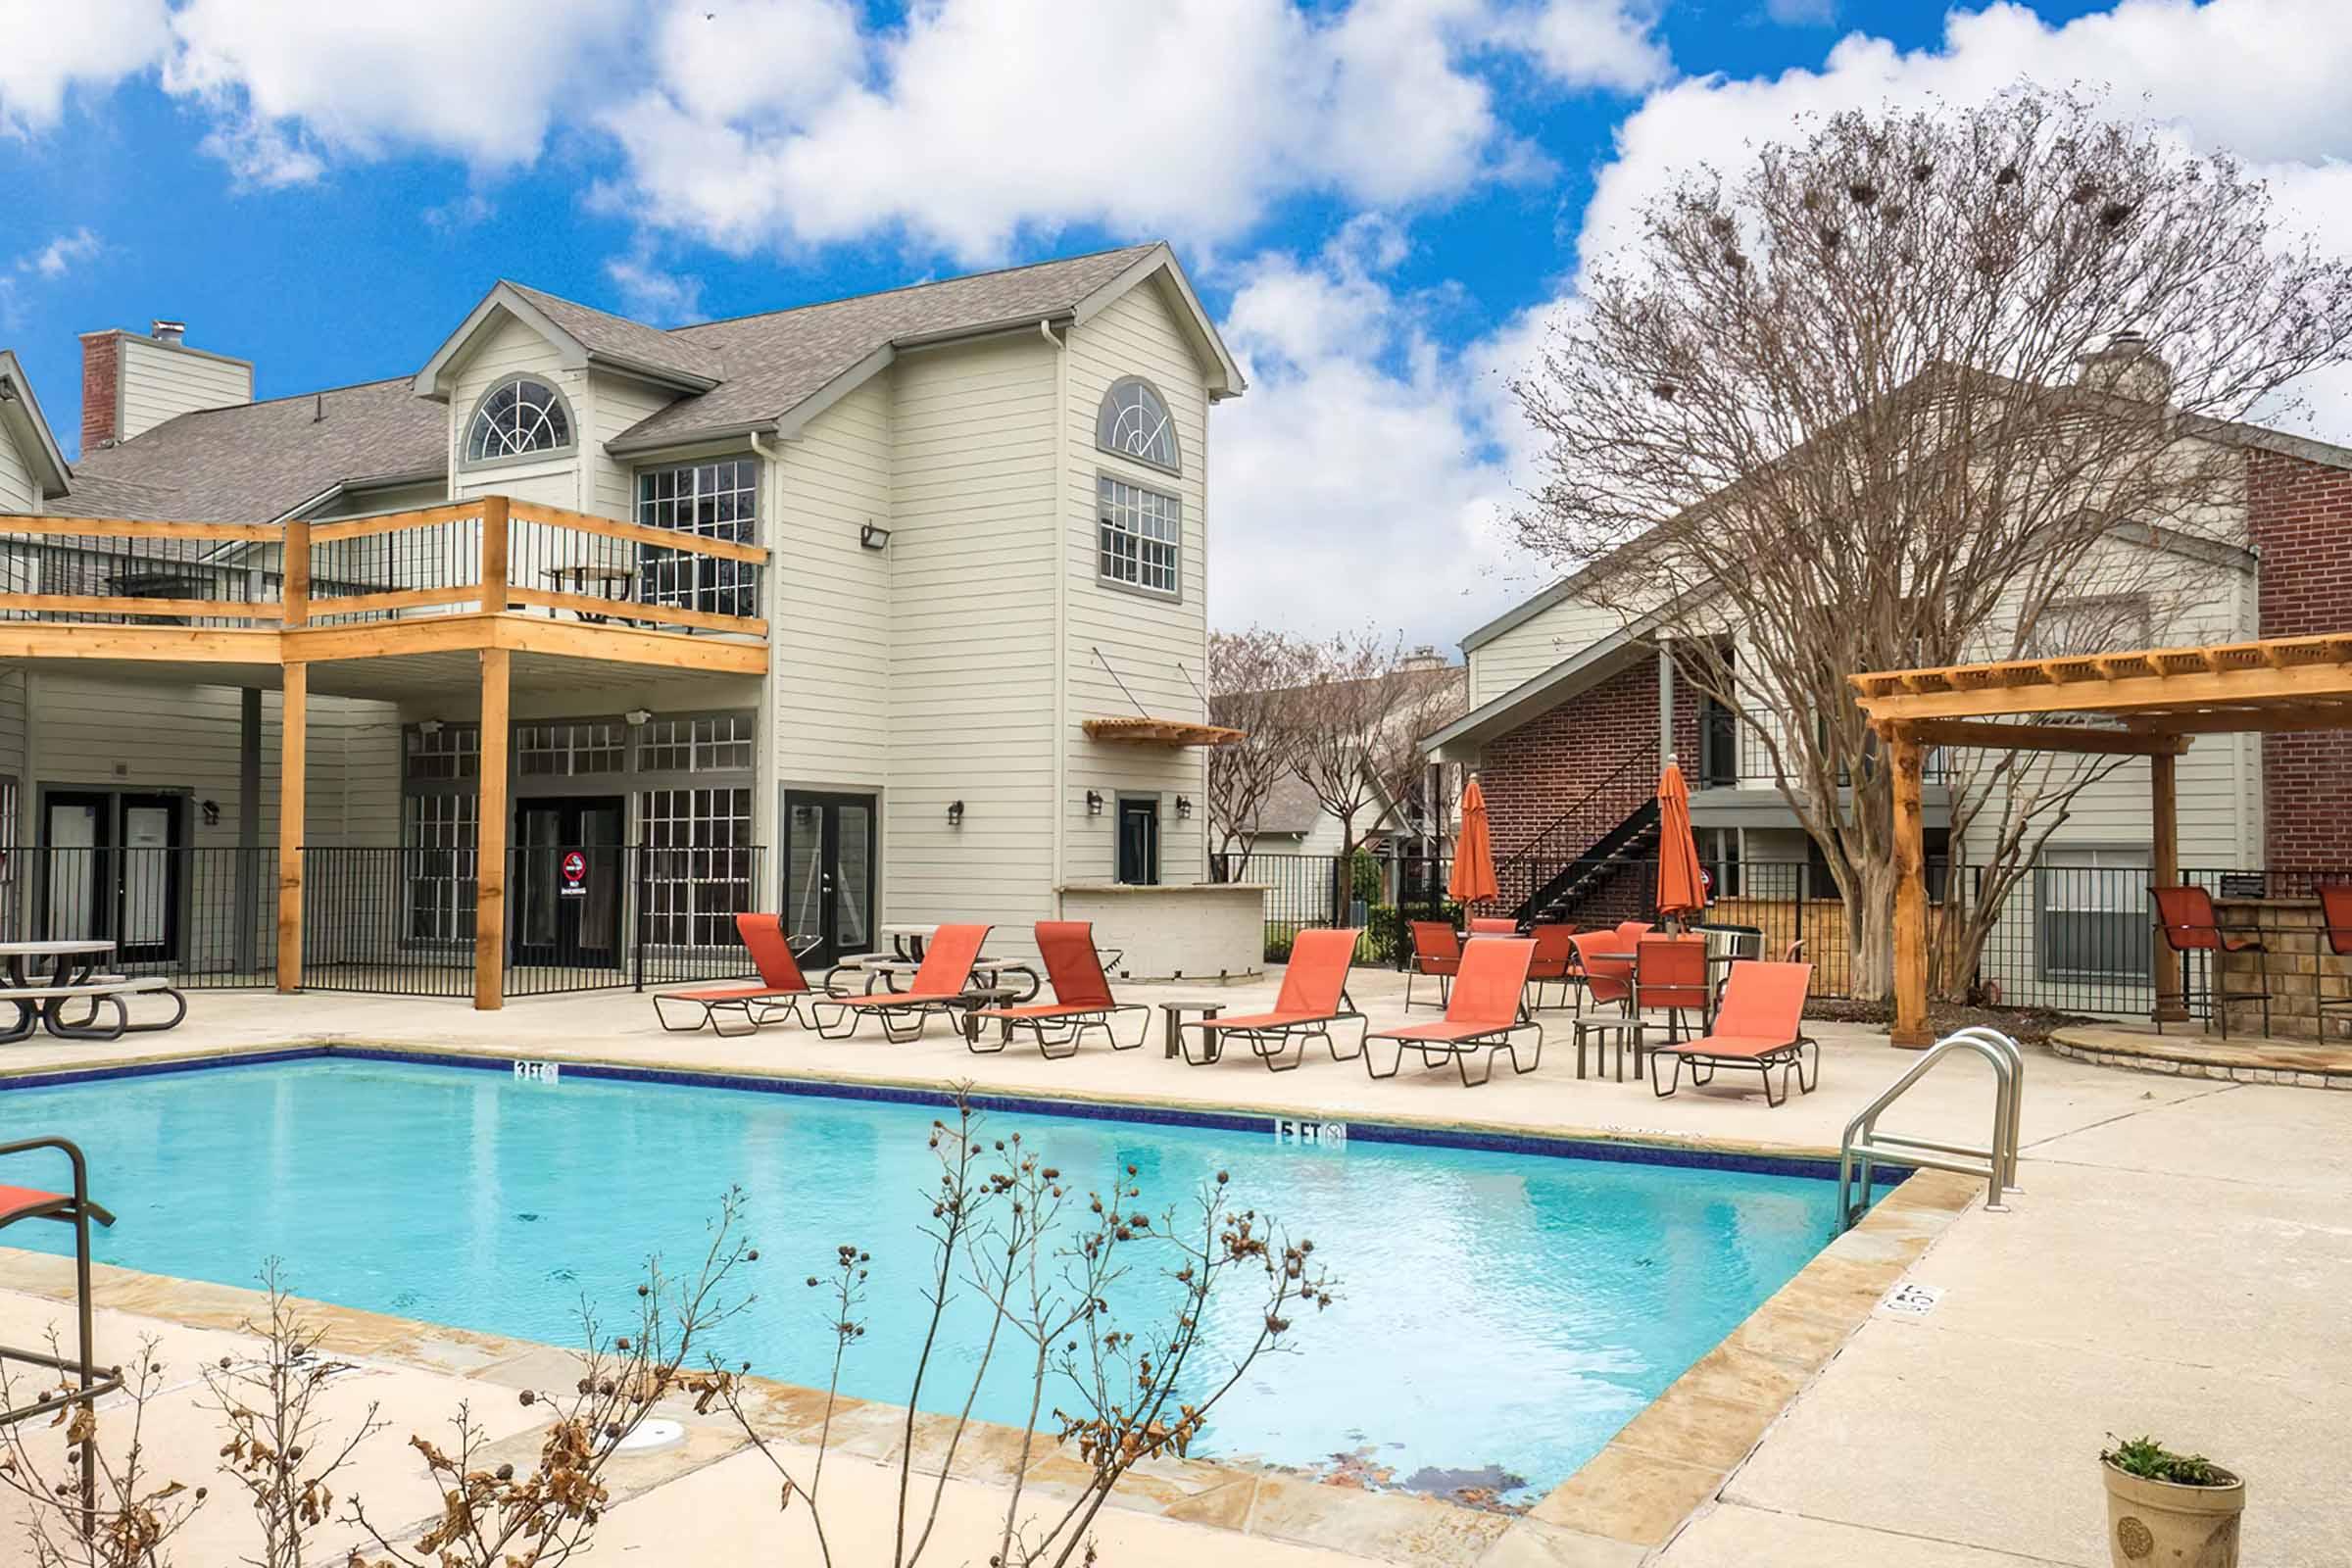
612, 243, 1158, 450
42, 242, 1166, 522
60, 377, 445, 522
502, 281, 727, 388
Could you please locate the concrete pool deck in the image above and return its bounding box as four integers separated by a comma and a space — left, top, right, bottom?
1, 968, 2346, 1564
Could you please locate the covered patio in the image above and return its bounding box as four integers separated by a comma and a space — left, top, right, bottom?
1851, 629, 2352, 1050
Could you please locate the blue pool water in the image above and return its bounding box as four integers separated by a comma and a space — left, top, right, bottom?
2, 1056, 1849, 1501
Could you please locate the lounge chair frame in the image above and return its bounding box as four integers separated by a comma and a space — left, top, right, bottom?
966, 922, 1151, 1059
970, 1004, 1152, 1059
1179, 1007, 1369, 1073
807, 924, 992, 1044
1650, 1034, 1819, 1107
0, 1137, 122, 1533
1364, 1019, 1544, 1087
1365, 937, 1545, 1087
652, 916, 816, 1037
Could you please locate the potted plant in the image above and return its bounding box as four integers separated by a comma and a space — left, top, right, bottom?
2100, 1435, 2243, 1567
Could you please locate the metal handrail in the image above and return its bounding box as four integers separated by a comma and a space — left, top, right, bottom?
1837, 1027, 2025, 1230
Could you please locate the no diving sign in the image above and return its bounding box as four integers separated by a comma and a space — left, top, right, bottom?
560, 850, 588, 899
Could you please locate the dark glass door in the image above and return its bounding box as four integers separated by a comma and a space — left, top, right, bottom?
1117, 798, 1161, 886
512, 796, 623, 969
40, 791, 184, 963
784, 792, 875, 968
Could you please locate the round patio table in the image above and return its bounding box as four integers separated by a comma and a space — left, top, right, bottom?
0, 939, 118, 1043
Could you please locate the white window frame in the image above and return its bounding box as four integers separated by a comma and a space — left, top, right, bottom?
1097, 474, 1182, 600
1096, 376, 1181, 474
461, 375, 576, 468
635, 457, 760, 620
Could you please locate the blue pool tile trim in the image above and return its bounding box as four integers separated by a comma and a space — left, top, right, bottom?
0, 1044, 1907, 1186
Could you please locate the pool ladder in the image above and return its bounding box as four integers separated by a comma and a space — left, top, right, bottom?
1838, 1026, 2024, 1231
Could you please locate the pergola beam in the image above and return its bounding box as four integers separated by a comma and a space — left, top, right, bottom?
1895, 718, 2188, 757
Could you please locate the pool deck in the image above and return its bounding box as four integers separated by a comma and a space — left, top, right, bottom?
1, 969, 2347, 1565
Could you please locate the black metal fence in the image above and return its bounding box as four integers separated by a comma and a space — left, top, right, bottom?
1215, 849, 2341, 1018
0, 846, 279, 988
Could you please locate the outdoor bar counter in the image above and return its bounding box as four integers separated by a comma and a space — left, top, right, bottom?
2212, 893, 2352, 1041
1057, 882, 1267, 983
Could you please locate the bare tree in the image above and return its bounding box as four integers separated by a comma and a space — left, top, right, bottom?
1205, 628, 1307, 866
1512, 87, 2352, 999
202, 1259, 385, 1568
0, 1334, 204, 1567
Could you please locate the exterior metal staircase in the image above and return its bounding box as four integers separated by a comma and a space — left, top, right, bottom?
1492, 748, 1661, 925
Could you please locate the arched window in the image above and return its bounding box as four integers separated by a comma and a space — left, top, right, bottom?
465, 375, 574, 464
1096, 376, 1179, 473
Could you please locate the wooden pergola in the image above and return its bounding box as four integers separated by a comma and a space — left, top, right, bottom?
1850, 630, 2352, 1046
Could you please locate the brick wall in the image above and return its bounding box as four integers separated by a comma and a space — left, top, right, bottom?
1479, 655, 1697, 861
2245, 447, 2352, 871
78, 331, 119, 452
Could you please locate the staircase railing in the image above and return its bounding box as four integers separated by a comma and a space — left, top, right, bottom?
1491, 748, 1657, 917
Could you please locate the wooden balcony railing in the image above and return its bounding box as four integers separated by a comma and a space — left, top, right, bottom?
0, 495, 768, 641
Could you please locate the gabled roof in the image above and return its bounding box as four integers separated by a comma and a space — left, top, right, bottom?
609, 241, 1241, 453
0, 351, 70, 498
59, 377, 447, 522
414, 280, 727, 398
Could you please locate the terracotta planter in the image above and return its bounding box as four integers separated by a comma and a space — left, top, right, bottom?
2101, 1459, 2243, 1568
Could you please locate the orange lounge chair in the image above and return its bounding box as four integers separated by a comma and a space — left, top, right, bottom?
1525, 922, 1580, 1012
1405, 920, 1461, 1012
652, 913, 813, 1037
1468, 917, 1519, 936
1364, 937, 1543, 1088
808, 923, 992, 1043
1179, 927, 1366, 1073
967, 921, 1148, 1059
1650, 961, 1818, 1107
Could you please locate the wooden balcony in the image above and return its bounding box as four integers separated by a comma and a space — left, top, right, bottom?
0, 494, 769, 683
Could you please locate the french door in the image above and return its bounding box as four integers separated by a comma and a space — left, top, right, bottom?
784, 792, 876, 969
511, 796, 623, 970
40, 791, 185, 964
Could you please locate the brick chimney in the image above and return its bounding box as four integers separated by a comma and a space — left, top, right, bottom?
79, 330, 121, 451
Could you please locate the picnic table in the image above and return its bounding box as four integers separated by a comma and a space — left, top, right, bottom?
0, 939, 185, 1043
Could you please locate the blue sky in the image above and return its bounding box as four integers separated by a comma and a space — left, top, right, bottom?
3, 0, 2346, 647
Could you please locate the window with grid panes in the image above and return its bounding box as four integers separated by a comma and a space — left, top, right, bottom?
637, 787, 754, 948
635, 714, 755, 774
401, 794, 478, 943
635, 458, 758, 619
1097, 475, 1180, 596
516, 719, 626, 777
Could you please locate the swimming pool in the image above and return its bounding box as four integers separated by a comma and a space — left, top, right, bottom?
2, 1053, 1856, 1503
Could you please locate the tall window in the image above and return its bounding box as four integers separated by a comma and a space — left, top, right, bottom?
401, 723, 482, 945
1098, 476, 1180, 597
2037, 845, 2152, 980
465, 376, 573, 464
637, 458, 758, 619
639, 787, 755, 948
1097, 377, 1180, 472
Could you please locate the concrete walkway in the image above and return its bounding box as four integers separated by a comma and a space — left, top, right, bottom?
0, 969, 2344, 1564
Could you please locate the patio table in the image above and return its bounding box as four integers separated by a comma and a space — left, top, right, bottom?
540, 564, 634, 624
0, 939, 119, 1041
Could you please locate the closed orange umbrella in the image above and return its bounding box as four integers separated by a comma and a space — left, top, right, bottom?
1448, 774, 1498, 906
1655, 760, 1707, 922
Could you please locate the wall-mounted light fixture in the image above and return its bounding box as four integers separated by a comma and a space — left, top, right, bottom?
1175, 796, 1193, 820
947, 799, 965, 827
201, 800, 221, 827
417, 718, 445, 737
624, 708, 654, 727
859, 521, 892, 551
1085, 790, 1104, 817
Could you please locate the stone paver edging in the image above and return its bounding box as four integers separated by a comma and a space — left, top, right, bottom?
2049, 1023, 2352, 1090
0, 1044, 1982, 1565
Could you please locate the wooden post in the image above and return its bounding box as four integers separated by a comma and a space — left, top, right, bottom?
275, 663, 306, 993
282, 516, 311, 628
480, 493, 511, 614
2151, 749, 2187, 1023
474, 647, 511, 1010
1890, 724, 1932, 1049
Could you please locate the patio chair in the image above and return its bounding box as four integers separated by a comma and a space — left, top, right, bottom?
1525, 922, 1581, 1012
808, 923, 992, 1044
1405, 920, 1461, 1012
652, 913, 812, 1037
1468, 917, 1520, 936
1571, 930, 1635, 1014
1179, 927, 1367, 1072
1613, 919, 1656, 950
967, 922, 1149, 1059
1364, 937, 1543, 1088
1635, 934, 1710, 1046
2151, 886, 2270, 1039
1650, 961, 1819, 1107
0, 1138, 122, 1527
2320, 885, 2352, 1037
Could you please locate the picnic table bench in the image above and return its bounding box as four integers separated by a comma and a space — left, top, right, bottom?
0, 941, 187, 1043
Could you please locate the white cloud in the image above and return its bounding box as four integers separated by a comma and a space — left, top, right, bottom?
0, 0, 168, 136
159, 0, 639, 179
1210, 230, 1553, 644
606, 243, 706, 325
20, 227, 103, 280
1763, 0, 1837, 24
601, 0, 1667, 263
